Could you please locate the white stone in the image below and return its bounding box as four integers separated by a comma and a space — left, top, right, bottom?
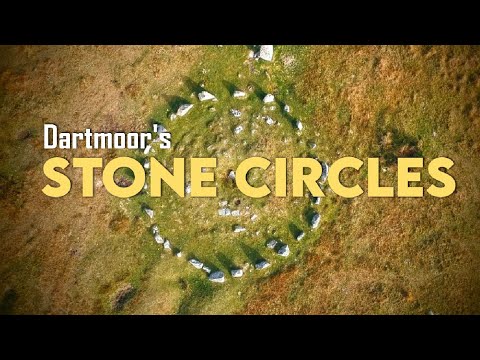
277, 244, 290, 257
248, 50, 255, 59
209, 271, 225, 283
313, 197, 321, 205
234, 125, 243, 134
228, 171, 236, 180
170, 113, 178, 121
233, 90, 246, 98
263, 94, 275, 103
255, 260, 271, 270
152, 225, 159, 234
311, 213, 321, 229
295, 120, 303, 131
231, 269, 243, 278
198, 91, 216, 102
233, 225, 246, 233
175, 251, 182, 258
176, 104, 193, 117
163, 240, 171, 250
219, 200, 228, 207
284, 104, 291, 113
189, 259, 204, 269
202, 265, 212, 274
185, 182, 191, 195
259, 45, 273, 61
250, 214, 258, 221
143, 183, 148, 190
144, 207, 154, 219
231, 210, 240, 217
154, 233, 164, 244
154, 123, 167, 133
143, 145, 152, 155
218, 208, 231, 216
267, 239, 278, 249
264, 116, 275, 125
296, 231, 305, 241
231, 109, 242, 117
143, 159, 150, 169
320, 162, 329, 183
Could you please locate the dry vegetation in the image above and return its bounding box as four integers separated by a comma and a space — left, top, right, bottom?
0, 45, 479, 314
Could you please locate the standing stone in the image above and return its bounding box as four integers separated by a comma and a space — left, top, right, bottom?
320, 162, 329, 183
295, 120, 303, 131
209, 271, 225, 283
234, 125, 244, 134
189, 259, 204, 269
233, 225, 246, 233
255, 260, 271, 270
284, 104, 291, 113
263, 94, 275, 103
231, 269, 244, 278
154, 233, 164, 244
163, 240, 171, 250
175, 251, 182, 258
228, 170, 236, 180
185, 182, 191, 195
296, 231, 305, 241
202, 265, 212, 274
198, 91, 216, 102
259, 45, 274, 61
152, 225, 159, 234
233, 90, 247, 98
311, 212, 321, 229
277, 244, 290, 257
144, 207, 154, 219
266, 239, 278, 249
176, 104, 194, 117
143, 159, 150, 169
264, 116, 275, 125
143, 145, 152, 155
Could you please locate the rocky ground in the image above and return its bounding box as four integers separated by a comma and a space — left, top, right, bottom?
0, 45, 479, 314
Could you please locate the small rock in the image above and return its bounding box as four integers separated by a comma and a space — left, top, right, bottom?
176, 104, 194, 117
259, 45, 274, 61
175, 251, 182, 258
209, 271, 225, 283
312, 197, 321, 205
233, 90, 247, 98
231, 269, 244, 278
233, 225, 246, 233
311, 212, 321, 229
198, 91, 216, 102
143, 183, 148, 190
263, 94, 275, 103
143, 145, 152, 155
202, 265, 212, 274
189, 259, 204, 269
185, 182, 191, 195
295, 120, 303, 131
218, 208, 231, 216
163, 240, 171, 250
154, 233, 164, 244
255, 260, 271, 270
267, 239, 278, 249
228, 170, 236, 180
234, 125, 244, 134
231, 109, 242, 117
277, 244, 290, 257
144, 207, 154, 219
296, 231, 305, 241
263, 116, 275, 125
250, 214, 258, 221
143, 159, 150, 169
284, 104, 291, 113
231, 210, 240, 217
